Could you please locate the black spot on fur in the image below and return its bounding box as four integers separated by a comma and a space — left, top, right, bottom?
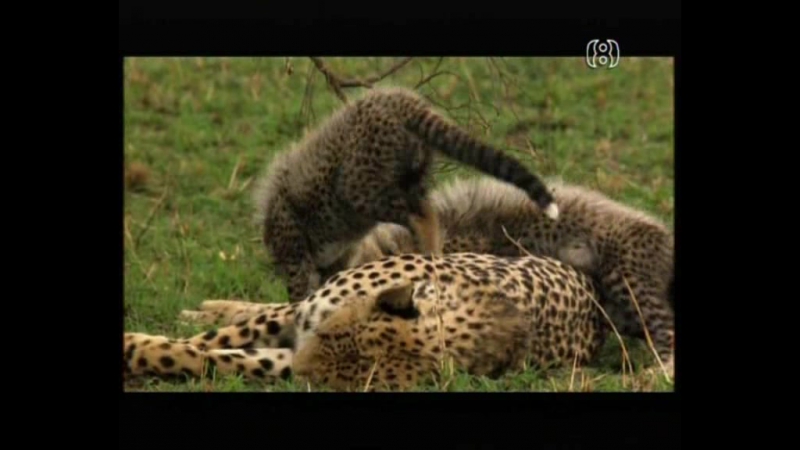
159, 356, 176, 368
330, 297, 341, 305
159, 342, 172, 350
252, 368, 266, 378
259, 358, 274, 371
124, 344, 137, 361
280, 367, 292, 380
219, 355, 233, 363
267, 320, 281, 335
239, 328, 251, 338
137, 357, 148, 368
244, 348, 259, 356
278, 335, 295, 348
382, 261, 397, 268
439, 274, 453, 283
218, 336, 231, 348
255, 315, 267, 325
403, 264, 416, 271
236, 319, 248, 327
186, 348, 198, 358
203, 330, 218, 341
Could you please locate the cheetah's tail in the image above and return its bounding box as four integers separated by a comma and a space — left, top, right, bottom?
405, 109, 558, 220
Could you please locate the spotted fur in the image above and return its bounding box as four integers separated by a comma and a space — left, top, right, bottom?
124, 252, 608, 391
348, 176, 675, 364
252, 87, 556, 302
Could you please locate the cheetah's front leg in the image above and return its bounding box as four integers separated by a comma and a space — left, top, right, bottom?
124, 333, 294, 383
181, 303, 300, 351
178, 300, 280, 326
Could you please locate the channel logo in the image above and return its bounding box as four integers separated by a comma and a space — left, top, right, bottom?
586, 39, 620, 69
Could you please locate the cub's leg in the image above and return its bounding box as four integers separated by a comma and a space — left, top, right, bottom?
123, 332, 293, 383
407, 197, 443, 257
601, 270, 673, 365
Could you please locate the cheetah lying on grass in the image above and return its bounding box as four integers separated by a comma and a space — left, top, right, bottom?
124, 252, 616, 391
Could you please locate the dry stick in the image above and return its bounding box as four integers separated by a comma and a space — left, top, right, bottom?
569, 352, 579, 392
429, 253, 454, 391
309, 57, 349, 103
500, 226, 635, 379
363, 353, 383, 392
228, 155, 242, 190
133, 189, 169, 249
337, 57, 414, 88
621, 276, 673, 382
413, 57, 446, 89
311, 57, 414, 105
299, 63, 318, 124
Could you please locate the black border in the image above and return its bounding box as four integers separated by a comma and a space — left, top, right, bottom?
119, 6, 682, 448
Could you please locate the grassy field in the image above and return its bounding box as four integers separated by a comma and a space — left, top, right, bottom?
123, 57, 674, 392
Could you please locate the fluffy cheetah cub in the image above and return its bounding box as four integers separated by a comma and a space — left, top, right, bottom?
350, 176, 675, 365
252, 86, 557, 302
123, 252, 606, 392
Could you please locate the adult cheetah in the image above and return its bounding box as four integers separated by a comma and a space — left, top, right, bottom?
252, 86, 557, 303
346, 176, 675, 366
123, 252, 609, 391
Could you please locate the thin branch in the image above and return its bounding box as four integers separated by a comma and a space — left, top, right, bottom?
309, 57, 349, 103
309, 57, 414, 105
338, 57, 414, 87
414, 57, 446, 89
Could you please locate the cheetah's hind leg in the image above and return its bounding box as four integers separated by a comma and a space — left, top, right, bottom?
123, 332, 294, 384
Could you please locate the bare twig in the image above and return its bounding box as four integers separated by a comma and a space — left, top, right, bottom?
363, 354, 383, 392
134, 189, 169, 248
309, 57, 414, 104
414, 57, 446, 89
228, 155, 243, 190
299, 63, 318, 124
338, 57, 413, 87
309, 57, 349, 103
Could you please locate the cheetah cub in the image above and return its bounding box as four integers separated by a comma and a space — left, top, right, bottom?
349, 176, 675, 365
252, 87, 557, 302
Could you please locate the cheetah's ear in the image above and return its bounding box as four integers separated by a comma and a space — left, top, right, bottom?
375, 283, 419, 320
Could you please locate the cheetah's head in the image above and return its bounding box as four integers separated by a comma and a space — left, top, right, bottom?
292, 282, 421, 379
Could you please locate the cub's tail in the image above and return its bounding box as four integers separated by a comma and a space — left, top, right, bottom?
405, 108, 558, 220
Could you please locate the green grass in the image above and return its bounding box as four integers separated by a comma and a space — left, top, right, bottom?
123, 57, 674, 392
